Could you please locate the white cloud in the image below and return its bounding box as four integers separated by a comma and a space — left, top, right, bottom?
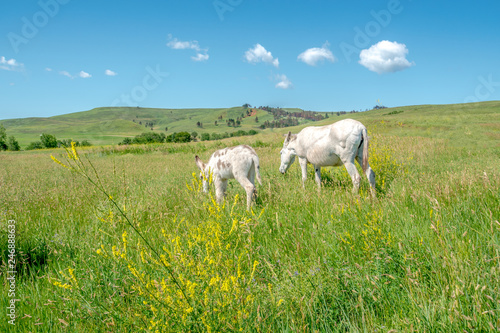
298, 42, 336, 66
167, 34, 201, 51
192, 53, 209, 62
58, 70, 91, 79
105, 69, 117, 76
359, 40, 415, 74
244, 44, 279, 68
45, 67, 53, 72
78, 71, 91, 78
59, 70, 73, 79
167, 34, 209, 62
275, 74, 292, 89
0, 56, 24, 71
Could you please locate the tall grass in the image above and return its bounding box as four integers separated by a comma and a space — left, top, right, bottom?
1, 124, 499, 331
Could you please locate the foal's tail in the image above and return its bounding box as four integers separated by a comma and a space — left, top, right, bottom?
254, 156, 262, 185
361, 127, 369, 173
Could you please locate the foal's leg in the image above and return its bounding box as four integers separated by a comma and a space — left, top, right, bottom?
235, 175, 255, 210
214, 178, 228, 204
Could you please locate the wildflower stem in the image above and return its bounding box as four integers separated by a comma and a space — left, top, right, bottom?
52, 146, 200, 330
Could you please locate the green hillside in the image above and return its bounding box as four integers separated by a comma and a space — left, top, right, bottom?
281, 101, 500, 151
1, 101, 500, 150
0, 106, 291, 147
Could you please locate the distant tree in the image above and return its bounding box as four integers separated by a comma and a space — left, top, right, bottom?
133, 119, 135, 122
120, 138, 132, 145
215, 120, 218, 126
243, 103, 251, 108
191, 131, 198, 140
80, 140, 92, 147
131, 132, 166, 144
40, 133, 58, 148
26, 141, 43, 150
0, 124, 7, 150
173, 132, 191, 143
165, 127, 168, 132
255, 116, 259, 123
201, 133, 210, 141
139, 121, 142, 125
236, 120, 241, 126
7, 136, 20, 151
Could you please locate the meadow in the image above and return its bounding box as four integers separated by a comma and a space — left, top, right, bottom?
1, 102, 499, 332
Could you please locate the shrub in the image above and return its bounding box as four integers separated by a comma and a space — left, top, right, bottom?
119, 138, 132, 145
132, 132, 166, 144
174, 131, 191, 143
80, 140, 92, 147
7, 136, 20, 151
0, 124, 7, 150
41, 133, 58, 148
26, 141, 43, 150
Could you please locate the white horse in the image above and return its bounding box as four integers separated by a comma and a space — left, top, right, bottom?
279, 119, 375, 195
195, 145, 262, 210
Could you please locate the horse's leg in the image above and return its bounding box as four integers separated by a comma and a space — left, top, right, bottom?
299, 157, 308, 189
314, 165, 322, 189
343, 158, 361, 194
356, 155, 376, 196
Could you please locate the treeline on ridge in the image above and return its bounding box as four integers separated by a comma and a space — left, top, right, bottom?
119, 129, 258, 145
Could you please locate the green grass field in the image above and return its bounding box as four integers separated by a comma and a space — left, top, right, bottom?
1, 102, 499, 332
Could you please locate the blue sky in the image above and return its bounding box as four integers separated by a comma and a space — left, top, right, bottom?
1, 0, 500, 119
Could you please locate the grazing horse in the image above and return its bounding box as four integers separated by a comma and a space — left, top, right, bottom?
195, 145, 262, 210
279, 119, 376, 195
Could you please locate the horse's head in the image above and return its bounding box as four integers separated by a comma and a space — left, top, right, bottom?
195, 155, 210, 192
279, 131, 297, 174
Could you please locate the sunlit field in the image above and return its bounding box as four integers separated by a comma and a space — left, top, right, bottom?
1, 105, 499, 332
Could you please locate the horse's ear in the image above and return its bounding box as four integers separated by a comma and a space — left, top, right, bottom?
284, 131, 292, 142
195, 155, 205, 170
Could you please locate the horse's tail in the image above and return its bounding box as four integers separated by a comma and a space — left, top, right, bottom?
362, 127, 369, 173
254, 156, 262, 185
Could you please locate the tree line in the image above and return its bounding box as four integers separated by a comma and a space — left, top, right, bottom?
119, 129, 258, 145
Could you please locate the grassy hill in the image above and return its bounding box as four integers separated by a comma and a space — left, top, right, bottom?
279, 101, 500, 151
1, 101, 499, 150
0, 106, 296, 147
